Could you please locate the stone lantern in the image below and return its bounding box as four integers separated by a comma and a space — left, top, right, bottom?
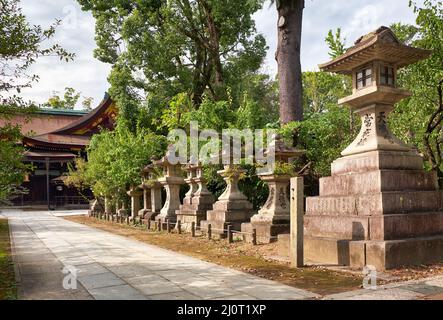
154, 156, 185, 223
127, 185, 143, 221
142, 163, 163, 221
138, 172, 152, 220
201, 151, 254, 238
176, 162, 214, 230
304, 26, 443, 270
242, 135, 304, 243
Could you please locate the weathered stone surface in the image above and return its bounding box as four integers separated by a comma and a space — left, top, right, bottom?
241, 222, 289, 244
304, 215, 370, 240
365, 236, 443, 270
304, 236, 350, 266
127, 187, 143, 219
349, 241, 366, 268
277, 234, 290, 257
200, 166, 253, 237
370, 212, 443, 240
306, 191, 443, 216
176, 164, 214, 229
320, 170, 438, 196
331, 150, 423, 175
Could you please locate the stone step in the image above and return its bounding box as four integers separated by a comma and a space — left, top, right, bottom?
351, 235, 443, 270
331, 150, 424, 175
305, 211, 443, 241
304, 215, 370, 240
212, 200, 253, 211
206, 209, 254, 222
306, 190, 443, 215
370, 211, 443, 240
304, 234, 443, 270
304, 236, 351, 266
320, 170, 437, 196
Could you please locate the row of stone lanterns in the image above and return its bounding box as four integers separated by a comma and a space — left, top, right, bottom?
114, 135, 303, 244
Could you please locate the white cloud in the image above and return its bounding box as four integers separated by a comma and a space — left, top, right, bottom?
17, 0, 420, 108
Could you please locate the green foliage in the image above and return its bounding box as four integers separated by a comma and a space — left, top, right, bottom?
303, 71, 351, 113
160, 92, 194, 131
235, 74, 279, 129
389, 1, 443, 176
45, 87, 94, 110
280, 105, 354, 178
64, 158, 89, 191
0, 0, 74, 109
325, 28, 347, 59
189, 96, 236, 131
0, 125, 29, 204
273, 161, 296, 176
74, 124, 167, 198
78, 0, 267, 131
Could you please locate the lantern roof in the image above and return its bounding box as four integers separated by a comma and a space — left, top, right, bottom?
319, 26, 431, 75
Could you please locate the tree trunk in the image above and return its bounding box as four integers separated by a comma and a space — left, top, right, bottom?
276, 0, 304, 124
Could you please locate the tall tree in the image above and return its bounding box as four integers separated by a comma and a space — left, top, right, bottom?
78, 0, 267, 131
272, 0, 305, 124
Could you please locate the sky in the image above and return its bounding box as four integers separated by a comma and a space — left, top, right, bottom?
19, 0, 420, 109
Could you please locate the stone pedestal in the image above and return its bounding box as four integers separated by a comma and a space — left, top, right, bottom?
117, 200, 128, 218
88, 199, 102, 217
127, 187, 143, 220
242, 175, 292, 244
138, 183, 152, 219
104, 197, 112, 215
241, 135, 304, 244
176, 164, 214, 230
305, 149, 443, 270
150, 182, 163, 220
155, 157, 185, 223
142, 164, 163, 221
201, 166, 253, 238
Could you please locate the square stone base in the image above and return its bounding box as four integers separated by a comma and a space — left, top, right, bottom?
175, 210, 206, 231
350, 236, 443, 270
302, 235, 443, 270
241, 222, 289, 244
200, 207, 254, 237
200, 220, 228, 239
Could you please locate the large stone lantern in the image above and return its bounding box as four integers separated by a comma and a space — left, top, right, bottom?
304, 27, 443, 270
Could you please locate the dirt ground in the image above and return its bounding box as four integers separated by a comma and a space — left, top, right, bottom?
65, 215, 443, 295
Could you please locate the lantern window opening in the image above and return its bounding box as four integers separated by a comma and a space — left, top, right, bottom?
380, 65, 395, 86
356, 66, 373, 89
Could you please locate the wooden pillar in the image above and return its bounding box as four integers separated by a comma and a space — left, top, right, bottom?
290, 177, 304, 268
45, 157, 50, 210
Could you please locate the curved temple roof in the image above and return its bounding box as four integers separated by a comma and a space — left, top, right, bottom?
23, 93, 117, 159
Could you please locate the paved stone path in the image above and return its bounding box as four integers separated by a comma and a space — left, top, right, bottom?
323, 276, 443, 300
3, 209, 318, 300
